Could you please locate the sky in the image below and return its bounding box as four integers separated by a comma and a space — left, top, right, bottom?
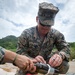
0, 0, 75, 42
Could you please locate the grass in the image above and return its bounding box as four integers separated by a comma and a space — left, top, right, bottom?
8, 48, 16, 52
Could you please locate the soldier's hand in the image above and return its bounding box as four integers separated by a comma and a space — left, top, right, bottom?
48, 54, 63, 67
32, 55, 46, 64
14, 55, 36, 73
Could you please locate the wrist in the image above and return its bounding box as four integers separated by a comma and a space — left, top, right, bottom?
13, 54, 18, 65
59, 53, 65, 60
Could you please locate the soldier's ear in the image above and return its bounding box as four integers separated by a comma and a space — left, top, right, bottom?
36, 16, 39, 23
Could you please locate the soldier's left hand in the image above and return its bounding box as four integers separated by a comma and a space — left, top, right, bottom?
32, 55, 46, 64
48, 54, 63, 67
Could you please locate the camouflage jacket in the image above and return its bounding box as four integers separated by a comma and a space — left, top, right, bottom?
0, 46, 5, 63
17, 26, 70, 61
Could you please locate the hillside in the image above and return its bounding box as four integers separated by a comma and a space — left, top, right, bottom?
0, 35, 18, 50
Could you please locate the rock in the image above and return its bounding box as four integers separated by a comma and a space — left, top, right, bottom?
72, 59, 75, 62
0, 63, 18, 75
66, 72, 75, 75
0, 68, 15, 75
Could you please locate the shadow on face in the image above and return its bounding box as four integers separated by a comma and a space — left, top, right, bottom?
36, 16, 51, 35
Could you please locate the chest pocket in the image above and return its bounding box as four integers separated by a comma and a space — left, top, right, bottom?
27, 40, 41, 57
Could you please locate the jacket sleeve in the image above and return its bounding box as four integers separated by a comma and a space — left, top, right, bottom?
54, 31, 70, 61
16, 30, 32, 58
16, 30, 28, 54
0, 46, 5, 63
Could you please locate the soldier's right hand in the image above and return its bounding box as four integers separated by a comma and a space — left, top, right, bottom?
14, 54, 36, 73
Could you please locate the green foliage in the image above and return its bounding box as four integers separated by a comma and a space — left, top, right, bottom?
69, 42, 75, 60
0, 35, 18, 51
69, 42, 75, 47
9, 48, 16, 52
70, 48, 75, 60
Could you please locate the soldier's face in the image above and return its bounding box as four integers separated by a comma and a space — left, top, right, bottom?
36, 16, 51, 35
38, 23, 51, 34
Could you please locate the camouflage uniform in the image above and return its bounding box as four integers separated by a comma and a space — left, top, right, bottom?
16, 2, 70, 75
16, 27, 70, 75
0, 46, 5, 63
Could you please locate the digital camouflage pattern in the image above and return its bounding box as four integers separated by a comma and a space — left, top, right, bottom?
16, 26, 70, 75
0, 46, 5, 63
38, 2, 59, 26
